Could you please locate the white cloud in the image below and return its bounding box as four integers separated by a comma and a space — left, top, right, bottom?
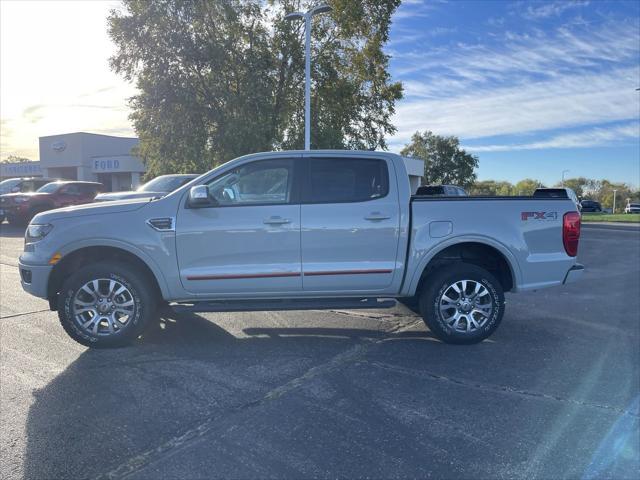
521, 1, 590, 20
388, 18, 640, 150
392, 66, 639, 141
463, 122, 640, 152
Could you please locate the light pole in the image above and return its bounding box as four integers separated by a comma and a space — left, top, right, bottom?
561, 169, 570, 187
613, 189, 618, 214
284, 4, 332, 150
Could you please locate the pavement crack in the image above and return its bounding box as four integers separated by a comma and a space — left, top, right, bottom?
368, 361, 639, 418
0, 309, 51, 320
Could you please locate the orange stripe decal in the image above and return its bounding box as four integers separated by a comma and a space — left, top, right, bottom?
303, 269, 393, 276
187, 272, 301, 280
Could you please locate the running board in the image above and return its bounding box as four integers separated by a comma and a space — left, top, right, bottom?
171, 297, 397, 314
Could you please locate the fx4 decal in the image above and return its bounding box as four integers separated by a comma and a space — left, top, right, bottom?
521, 211, 558, 221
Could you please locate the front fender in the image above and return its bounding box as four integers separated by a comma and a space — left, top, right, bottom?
59, 238, 171, 299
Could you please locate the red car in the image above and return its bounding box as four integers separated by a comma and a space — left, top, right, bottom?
0, 181, 103, 225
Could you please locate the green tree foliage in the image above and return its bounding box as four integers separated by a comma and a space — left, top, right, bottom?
592, 180, 638, 211
514, 178, 544, 196
468, 180, 514, 196
108, 0, 403, 177
400, 130, 478, 187
468, 176, 639, 208
553, 177, 597, 198
1, 155, 32, 163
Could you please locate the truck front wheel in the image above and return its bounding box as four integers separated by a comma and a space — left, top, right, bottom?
418, 263, 505, 344
57, 261, 156, 348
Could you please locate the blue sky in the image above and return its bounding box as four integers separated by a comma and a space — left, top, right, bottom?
1, 1, 638, 187
387, 0, 640, 186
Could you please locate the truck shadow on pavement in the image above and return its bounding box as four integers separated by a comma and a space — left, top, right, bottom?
22, 311, 441, 480
21, 307, 639, 479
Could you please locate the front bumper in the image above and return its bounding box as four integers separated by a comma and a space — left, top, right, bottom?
18, 259, 53, 299
563, 264, 584, 285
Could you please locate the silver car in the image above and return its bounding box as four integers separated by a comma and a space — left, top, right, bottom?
94, 174, 199, 202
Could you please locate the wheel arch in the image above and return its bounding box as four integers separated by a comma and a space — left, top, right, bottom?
47, 243, 169, 308
408, 239, 519, 297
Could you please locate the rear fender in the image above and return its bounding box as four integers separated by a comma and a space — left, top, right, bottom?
403, 234, 522, 296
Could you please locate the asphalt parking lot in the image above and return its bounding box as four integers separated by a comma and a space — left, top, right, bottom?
1, 223, 638, 479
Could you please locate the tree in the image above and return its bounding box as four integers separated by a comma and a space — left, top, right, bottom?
514, 179, 544, 196
468, 180, 514, 196
400, 130, 478, 187
553, 177, 597, 198
595, 180, 636, 211
1, 155, 32, 163
108, 0, 403, 177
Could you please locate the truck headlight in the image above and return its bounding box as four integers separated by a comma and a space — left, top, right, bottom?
25, 224, 53, 243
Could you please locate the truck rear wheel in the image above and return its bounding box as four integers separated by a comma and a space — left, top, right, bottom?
418, 263, 505, 344
57, 261, 156, 348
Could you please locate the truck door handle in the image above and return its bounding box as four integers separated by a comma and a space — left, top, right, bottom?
263, 216, 291, 225
364, 212, 390, 221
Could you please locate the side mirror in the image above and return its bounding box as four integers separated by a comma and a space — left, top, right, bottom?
188, 185, 213, 208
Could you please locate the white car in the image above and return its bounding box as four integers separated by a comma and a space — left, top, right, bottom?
624, 203, 640, 214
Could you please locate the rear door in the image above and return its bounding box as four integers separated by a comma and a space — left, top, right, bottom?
300, 155, 401, 293
176, 156, 303, 296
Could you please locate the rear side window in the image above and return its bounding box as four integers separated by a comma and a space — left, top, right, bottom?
306, 158, 389, 203
80, 184, 100, 195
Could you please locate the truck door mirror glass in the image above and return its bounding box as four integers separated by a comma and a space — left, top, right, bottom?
188, 185, 215, 207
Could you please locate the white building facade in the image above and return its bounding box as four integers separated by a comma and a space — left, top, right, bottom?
38, 132, 145, 191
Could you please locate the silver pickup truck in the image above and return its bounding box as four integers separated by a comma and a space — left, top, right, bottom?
18, 150, 583, 348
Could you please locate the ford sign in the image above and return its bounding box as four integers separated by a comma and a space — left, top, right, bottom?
51, 141, 67, 152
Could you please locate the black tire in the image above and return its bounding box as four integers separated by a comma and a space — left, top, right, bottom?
57, 261, 157, 348
418, 263, 505, 345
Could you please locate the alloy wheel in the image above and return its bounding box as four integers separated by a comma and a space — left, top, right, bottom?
438, 279, 493, 333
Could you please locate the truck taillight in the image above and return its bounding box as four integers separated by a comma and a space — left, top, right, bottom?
563, 212, 581, 257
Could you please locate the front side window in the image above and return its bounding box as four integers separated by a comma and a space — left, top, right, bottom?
306, 158, 389, 203
205, 159, 293, 206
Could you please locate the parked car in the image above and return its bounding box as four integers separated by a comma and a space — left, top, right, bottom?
0, 177, 59, 222
580, 200, 602, 212
94, 174, 199, 202
534, 188, 581, 212
1, 181, 102, 225
416, 185, 467, 196
625, 202, 640, 214
18, 151, 583, 348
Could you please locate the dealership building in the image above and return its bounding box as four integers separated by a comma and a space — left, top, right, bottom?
1, 132, 145, 192
2, 131, 425, 193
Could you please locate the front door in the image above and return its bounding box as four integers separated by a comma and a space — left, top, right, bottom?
301, 156, 401, 293
176, 157, 302, 296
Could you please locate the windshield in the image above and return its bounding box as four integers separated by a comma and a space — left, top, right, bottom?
0, 178, 21, 194
36, 182, 62, 193
138, 176, 194, 193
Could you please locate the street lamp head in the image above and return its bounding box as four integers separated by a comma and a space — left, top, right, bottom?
311, 4, 333, 16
